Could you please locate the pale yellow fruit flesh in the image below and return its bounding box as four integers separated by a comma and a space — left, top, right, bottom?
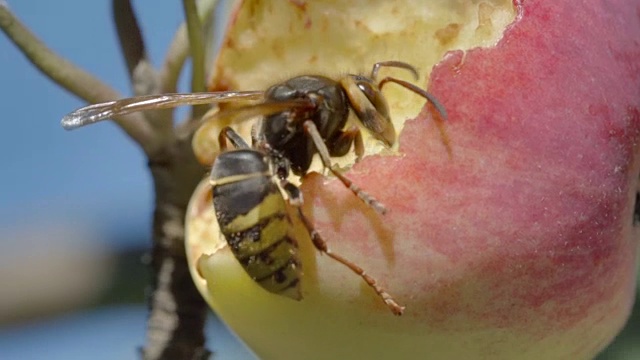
191, 0, 515, 169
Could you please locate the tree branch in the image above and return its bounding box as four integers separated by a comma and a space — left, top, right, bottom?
142, 138, 210, 360
112, 0, 146, 79
110, 3, 211, 357
4, 3, 213, 357
112, 0, 173, 138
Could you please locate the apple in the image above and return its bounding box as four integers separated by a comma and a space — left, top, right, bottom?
186, 0, 640, 359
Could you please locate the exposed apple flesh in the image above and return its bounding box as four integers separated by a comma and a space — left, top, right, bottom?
186, 0, 640, 359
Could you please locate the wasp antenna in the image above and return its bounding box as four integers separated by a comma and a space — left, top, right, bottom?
377, 77, 448, 120
377, 77, 451, 154
371, 61, 419, 81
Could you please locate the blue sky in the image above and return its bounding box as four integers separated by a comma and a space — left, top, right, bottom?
0, 0, 176, 246
0, 306, 254, 360
0, 1, 254, 358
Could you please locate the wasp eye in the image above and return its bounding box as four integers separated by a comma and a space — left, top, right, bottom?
356, 79, 390, 120
340, 75, 395, 146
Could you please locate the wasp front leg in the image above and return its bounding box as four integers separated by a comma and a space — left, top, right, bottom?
326, 125, 365, 162
218, 126, 250, 150
303, 120, 387, 215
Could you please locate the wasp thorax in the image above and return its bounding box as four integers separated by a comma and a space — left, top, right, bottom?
261, 75, 350, 175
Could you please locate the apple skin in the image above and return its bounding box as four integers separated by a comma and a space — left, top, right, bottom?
187, 0, 640, 359
333, 0, 640, 332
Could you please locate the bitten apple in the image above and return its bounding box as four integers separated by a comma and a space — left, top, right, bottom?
186, 1, 640, 359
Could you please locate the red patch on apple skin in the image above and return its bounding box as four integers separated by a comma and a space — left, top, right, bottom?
415, 0, 640, 331
305, 0, 640, 338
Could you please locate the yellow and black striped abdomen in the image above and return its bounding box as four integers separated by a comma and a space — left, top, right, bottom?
210, 150, 301, 300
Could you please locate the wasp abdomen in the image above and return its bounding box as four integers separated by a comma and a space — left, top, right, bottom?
211, 150, 301, 299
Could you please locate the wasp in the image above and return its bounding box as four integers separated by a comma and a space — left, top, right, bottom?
62, 61, 450, 315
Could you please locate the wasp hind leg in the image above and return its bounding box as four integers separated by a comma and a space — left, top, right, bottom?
279, 178, 404, 316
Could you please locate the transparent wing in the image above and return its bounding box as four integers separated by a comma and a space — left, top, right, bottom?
61, 91, 265, 130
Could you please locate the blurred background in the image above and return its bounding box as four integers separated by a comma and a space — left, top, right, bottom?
0, 1, 637, 359
0, 1, 254, 359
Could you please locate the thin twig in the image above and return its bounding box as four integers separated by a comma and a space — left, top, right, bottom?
201, 1, 218, 78
159, 0, 217, 94
183, 0, 216, 120
112, 0, 147, 78
182, 0, 207, 93
112, 0, 173, 138
0, 4, 162, 156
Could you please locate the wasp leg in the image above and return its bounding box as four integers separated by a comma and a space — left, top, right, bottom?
250, 123, 260, 148
303, 120, 387, 215
327, 126, 365, 162
279, 179, 404, 316
370, 61, 419, 81
378, 77, 452, 156
218, 126, 250, 150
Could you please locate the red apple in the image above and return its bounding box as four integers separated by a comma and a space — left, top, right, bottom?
186, 1, 640, 359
